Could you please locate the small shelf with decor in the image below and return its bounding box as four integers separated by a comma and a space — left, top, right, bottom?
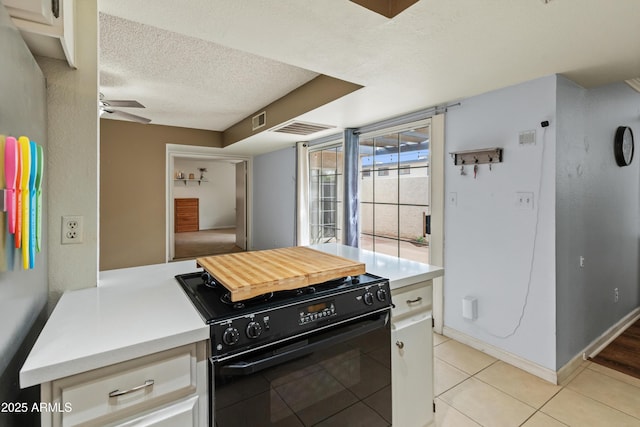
174, 178, 208, 186
174, 167, 208, 185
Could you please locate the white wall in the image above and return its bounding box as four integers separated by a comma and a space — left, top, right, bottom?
556, 79, 640, 367
37, 1, 98, 301
252, 146, 296, 250
173, 158, 236, 229
444, 76, 558, 370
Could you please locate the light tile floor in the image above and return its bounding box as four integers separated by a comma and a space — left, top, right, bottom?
433, 333, 640, 427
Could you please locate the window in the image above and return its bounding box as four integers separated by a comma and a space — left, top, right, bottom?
358, 121, 430, 262
309, 144, 343, 244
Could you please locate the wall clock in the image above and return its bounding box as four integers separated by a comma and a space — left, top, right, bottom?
614, 126, 634, 167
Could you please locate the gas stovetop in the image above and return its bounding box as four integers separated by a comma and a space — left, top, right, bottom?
176, 270, 392, 359
176, 270, 387, 322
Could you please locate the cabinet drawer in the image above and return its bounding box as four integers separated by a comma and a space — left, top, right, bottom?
52, 344, 197, 427
391, 282, 432, 319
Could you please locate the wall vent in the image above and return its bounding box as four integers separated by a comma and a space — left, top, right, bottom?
270, 120, 335, 136
252, 111, 266, 131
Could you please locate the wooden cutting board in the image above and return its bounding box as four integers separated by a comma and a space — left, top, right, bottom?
196, 246, 365, 302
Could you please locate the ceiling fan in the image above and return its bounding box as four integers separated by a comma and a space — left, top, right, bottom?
99, 93, 151, 124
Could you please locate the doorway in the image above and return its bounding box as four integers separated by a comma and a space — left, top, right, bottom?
166, 144, 252, 262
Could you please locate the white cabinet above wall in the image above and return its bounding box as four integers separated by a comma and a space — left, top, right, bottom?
5, 0, 76, 68
4, 0, 55, 24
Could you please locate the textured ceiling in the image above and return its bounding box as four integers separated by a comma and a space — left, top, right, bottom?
99, 13, 319, 131
98, 0, 640, 155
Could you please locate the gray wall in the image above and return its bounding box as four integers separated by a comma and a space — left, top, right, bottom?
0, 4, 48, 426
555, 79, 640, 367
252, 146, 296, 249
444, 75, 558, 370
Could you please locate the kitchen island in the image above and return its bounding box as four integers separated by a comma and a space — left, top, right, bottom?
20, 245, 443, 426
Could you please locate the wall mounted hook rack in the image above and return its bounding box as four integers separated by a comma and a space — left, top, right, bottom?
450, 147, 503, 166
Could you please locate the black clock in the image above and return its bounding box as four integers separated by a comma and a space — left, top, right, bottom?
614, 126, 634, 167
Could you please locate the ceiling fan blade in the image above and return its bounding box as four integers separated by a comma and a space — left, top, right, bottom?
105, 109, 151, 124
102, 99, 145, 108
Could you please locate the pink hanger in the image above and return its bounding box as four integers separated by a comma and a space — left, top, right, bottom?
5, 137, 18, 234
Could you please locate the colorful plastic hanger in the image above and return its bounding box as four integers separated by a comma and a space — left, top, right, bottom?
29, 141, 37, 269
15, 137, 25, 249
5, 137, 17, 234
19, 137, 31, 268
35, 144, 43, 253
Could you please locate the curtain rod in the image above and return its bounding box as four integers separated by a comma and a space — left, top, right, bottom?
306, 102, 461, 145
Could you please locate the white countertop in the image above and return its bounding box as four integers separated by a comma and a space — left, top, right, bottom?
310, 243, 444, 289
20, 260, 208, 388
20, 245, 443, 388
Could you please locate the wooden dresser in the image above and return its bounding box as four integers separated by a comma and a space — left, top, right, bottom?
175, 198, 199, 232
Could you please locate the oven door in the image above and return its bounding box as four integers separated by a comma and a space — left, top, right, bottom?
211, 311, 391, 427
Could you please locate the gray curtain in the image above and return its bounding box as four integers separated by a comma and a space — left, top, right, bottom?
343, 129, 359, 247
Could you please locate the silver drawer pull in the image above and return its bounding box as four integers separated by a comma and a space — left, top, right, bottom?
109, 379, 154, 398
406, 296, 423, 304
396, 340, 405, 349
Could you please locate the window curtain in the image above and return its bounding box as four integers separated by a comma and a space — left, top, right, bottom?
295, 142, 310, 246
343, 129, 359, 247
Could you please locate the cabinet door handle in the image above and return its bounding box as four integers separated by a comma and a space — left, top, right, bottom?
396, 340, 404, 349
406, 296, 422, 304
109, 379, 154, 398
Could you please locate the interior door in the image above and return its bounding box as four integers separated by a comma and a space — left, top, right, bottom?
235, 162, 247, 250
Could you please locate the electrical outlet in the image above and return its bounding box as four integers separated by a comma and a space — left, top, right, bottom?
614, 288, 619, 303
516, 192, 534, 209
61, 215, 83, 244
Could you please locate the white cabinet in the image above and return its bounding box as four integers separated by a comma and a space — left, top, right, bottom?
6, 0, 76, 68
112, 396, 199, 427
3, 0, 55, 25
391, 281, 434, 427
39, 342, 208, 427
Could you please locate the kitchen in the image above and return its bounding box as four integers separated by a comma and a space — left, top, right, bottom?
2, 0, 640, 426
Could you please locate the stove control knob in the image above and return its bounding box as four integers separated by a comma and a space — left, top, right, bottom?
376, 288, 388, 302
363, 291, 374, 306
246, 321, 263, 339
222, 327, 240, 346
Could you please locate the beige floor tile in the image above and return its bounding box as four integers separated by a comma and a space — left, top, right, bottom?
439, 378, 535, 427
566, 368, 640, 419
433, 332, 450, 346
434, 398, 481, 427
541, 388, 640, 427
588, 362, 640, 389
434, 339, 496, 375
435, 358, 469, 397
475, 361, 561, 408
521, 412, 568, 426
558, 361, 590, 387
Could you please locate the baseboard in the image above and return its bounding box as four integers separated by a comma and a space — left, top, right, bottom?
442, 326, 557, 383
585, 307, 640, 359
444, 306, 640, 386
556, 307, 640, 384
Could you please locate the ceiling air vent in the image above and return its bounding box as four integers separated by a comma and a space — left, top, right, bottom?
252, 111, 266, 131
270, 120, 335, 136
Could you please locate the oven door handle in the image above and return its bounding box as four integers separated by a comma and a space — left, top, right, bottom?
218, 314, 388, 376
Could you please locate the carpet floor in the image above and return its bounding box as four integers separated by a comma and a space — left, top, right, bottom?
592, 317, 640, 380
174, 228, 244, 260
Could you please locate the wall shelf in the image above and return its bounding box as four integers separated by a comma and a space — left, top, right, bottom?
174, 178, 208, 186
450, 147, 503, 166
